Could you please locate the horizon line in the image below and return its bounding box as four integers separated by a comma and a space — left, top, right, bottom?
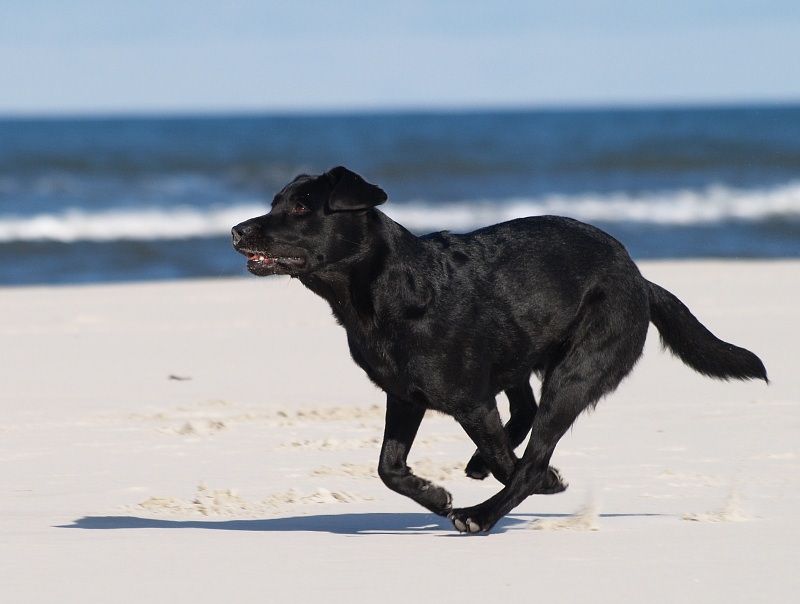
1, 97, 799, 122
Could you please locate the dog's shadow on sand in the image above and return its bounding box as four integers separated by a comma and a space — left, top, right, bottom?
58, 512, 659, 536
58, 513, 508, 535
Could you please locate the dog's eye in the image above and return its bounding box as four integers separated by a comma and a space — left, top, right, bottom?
290, 203, 310, 216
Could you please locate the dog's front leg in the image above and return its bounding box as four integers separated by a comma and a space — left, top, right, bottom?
455, 402, 518, 485
465, 382, 537, 480
377, 395, 453, 516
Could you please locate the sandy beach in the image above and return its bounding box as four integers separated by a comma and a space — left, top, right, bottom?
1, 260, 798, 603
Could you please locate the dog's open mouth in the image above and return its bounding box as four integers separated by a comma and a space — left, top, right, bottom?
244, 251, 306, 275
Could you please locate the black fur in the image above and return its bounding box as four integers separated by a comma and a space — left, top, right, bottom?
231, 166, 767, 533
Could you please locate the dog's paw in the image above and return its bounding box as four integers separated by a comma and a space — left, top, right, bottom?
422, 483, 453, 516
464, 452, 491, 481
534, 466, 568, 495
448, 506, 497, 534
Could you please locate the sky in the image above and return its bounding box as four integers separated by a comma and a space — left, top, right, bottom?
2, 0, 800, 116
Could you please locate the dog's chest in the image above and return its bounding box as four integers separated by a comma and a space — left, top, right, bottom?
345, 323, 441, 398
346, 328, 404, 383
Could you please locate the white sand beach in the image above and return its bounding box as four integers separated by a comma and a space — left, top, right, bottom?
1, 260, 798, 603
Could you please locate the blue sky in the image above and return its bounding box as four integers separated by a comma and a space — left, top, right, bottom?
2, 1, 799, 116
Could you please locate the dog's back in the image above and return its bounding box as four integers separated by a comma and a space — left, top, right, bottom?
414, 214, 649, 343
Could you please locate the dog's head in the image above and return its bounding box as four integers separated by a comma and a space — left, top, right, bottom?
231, 166, 387, 277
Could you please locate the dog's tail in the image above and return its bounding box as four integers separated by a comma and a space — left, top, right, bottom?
647, 281, 768, 383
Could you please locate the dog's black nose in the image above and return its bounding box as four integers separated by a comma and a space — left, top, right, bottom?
231, 223, 249, 247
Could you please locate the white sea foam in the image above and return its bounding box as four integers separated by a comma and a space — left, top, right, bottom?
0, 203, 268, 243
1, 183, 799, 243
388, 182, 800, 232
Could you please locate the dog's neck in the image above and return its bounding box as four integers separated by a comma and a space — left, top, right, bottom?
298, 210, 429, 329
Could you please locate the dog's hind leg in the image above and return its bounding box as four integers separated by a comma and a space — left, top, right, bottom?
450, 291, 649, 533
449, 377, 583, 533
378, 395, 453, 516
464, 382, 537, 480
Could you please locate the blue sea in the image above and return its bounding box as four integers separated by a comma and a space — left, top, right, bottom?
1, 105, 799, 285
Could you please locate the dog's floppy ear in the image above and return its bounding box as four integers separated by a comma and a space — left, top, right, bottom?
325, 166, 388, 211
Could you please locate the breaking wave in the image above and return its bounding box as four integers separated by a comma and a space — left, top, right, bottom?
2, 182, 799, 243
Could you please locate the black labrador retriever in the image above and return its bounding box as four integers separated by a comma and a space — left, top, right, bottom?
231, 166, 767, 533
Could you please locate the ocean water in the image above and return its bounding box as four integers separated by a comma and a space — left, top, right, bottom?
1, 105, 799, 285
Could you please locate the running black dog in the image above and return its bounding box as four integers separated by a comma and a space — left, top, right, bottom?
231, 166, 767, 533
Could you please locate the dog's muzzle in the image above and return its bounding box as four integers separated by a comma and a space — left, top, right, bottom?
231, 221, 307, 276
